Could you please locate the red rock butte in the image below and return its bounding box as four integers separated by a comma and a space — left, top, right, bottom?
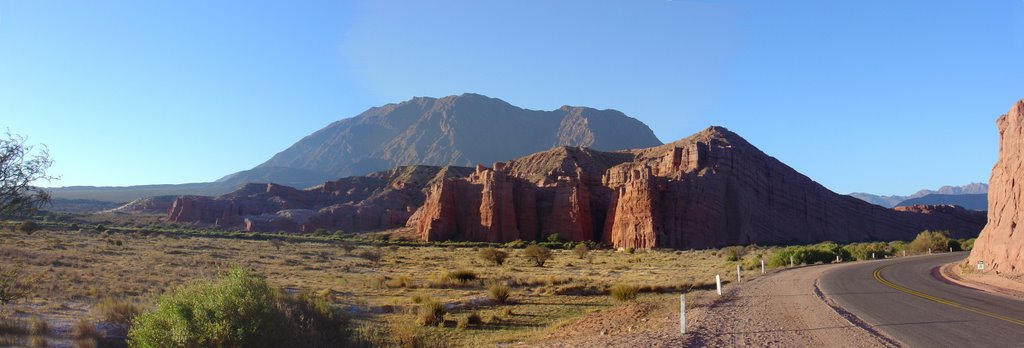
408, 126, 984, 249
970, 99, 1024, 275
167, 126, 985, 249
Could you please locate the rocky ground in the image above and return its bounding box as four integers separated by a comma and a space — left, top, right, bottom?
537, 264, 898, 347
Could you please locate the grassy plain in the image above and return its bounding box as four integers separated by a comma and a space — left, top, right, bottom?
0, 221, 758, 346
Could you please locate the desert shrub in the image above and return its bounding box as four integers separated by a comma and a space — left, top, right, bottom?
722, 246, 746, 261
610, 284, 639, 302
415, 299, 445, 327
446, 270, 477, 284
72, 317, 101, 341
467, 312, 482, 325
948, 238, 962, 252
572, 243, 590, 259
625, 247, 636, 254
385, 275, 413, 288
269, 239, 284, 250
908, 230, 951, 254
128, 267, 357, 347
356, 248, 383, 264
0, 267, 31, 305
92, 297, 141, 325
478, 247, 508, 266
546, 233, 561, 243
338, 242, 356, 255
410, 294, 429, 304
523, 244, 553, 267
488, 283, 511, 304
16, 221, 40, 234
28, 316, 48, 336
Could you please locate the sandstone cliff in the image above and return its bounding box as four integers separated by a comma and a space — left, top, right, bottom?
167, 166, 472, 233
410, 127, 986, 249
970, 99, 1024, 275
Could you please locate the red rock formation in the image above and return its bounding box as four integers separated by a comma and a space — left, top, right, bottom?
410, 127, 987, 249
167, 166, 471, 233
970, 99, 1024, 275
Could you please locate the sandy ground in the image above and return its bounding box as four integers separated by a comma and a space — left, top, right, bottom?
941, 262, 1024, 300
535, 265, 898, 347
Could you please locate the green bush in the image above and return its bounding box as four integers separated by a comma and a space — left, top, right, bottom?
842, 242, 891, 260
768, 242, 850, 267
609, 284, 639, 302
908, 230, 951, 254
960, 238, 976, 251
722, 246, 746, 262
572, 243, 590, 259
128, 267, 356, 347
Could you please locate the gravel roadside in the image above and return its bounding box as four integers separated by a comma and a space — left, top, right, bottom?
534, 264, 899, 347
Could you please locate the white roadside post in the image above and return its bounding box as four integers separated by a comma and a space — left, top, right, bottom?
790, 255, 794, 267
929, 248, 932, 254
761, 259, 765, 274
950, 247, 953, 253
737, 264, 742, 282
680, 294, 686, 335
872, 252, 875, 259
903, 250, 906, 257
715, 274, 722, 295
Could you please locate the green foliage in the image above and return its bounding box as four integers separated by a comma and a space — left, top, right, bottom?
128, 267, 357, 348
572, 243, 590, 259
609, 284, 639, 302
960, 238, 976, 251
478, 247, 508, 266
546, 233, 561, 243
523, 244, 553, 267
768, 242, 850, 267
722, 246, 746, 262
909, 230, 951, 254
842, 242, 892, 260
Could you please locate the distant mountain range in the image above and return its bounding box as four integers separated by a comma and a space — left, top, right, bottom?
46, 93, 662, 203
849, 183, 988, 210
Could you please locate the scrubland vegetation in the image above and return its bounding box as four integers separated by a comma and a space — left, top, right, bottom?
0, 215, 973, 347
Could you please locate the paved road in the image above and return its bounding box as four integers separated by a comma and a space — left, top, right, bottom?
819, 252, 1024, 347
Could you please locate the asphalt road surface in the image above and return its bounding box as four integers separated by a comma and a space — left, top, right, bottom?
819, 252, 1024, 347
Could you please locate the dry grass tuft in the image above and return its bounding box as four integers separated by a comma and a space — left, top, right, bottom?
92, 297, 142, 325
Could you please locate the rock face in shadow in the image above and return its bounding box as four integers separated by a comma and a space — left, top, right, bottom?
970, 99, 1024, 275
167, 166, 472, 233
410, 127, 986, 249
247, 93, 663, 187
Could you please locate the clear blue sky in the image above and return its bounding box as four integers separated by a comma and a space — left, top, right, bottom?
2, 1, 1022, 195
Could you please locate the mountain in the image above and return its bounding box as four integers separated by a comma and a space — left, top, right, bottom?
847, 193, 906, 208
49, 93, 661, 203
167, 126, 984, 249
970, 99, 1024, 276
410, 126, 984, 249
249, 93, 662, 187
896, 194, 987, 211
849, 183, 989, 208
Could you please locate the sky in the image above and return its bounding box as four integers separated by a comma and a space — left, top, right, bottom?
1, 0, 1022, 195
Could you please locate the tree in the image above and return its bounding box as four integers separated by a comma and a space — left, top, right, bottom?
909, 230, 951, 254
1, 132, 57, 216
572, 243, 590, 259
523, 244, 553, 267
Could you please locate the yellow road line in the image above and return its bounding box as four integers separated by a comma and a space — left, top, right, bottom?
873, 264, 1024, 326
